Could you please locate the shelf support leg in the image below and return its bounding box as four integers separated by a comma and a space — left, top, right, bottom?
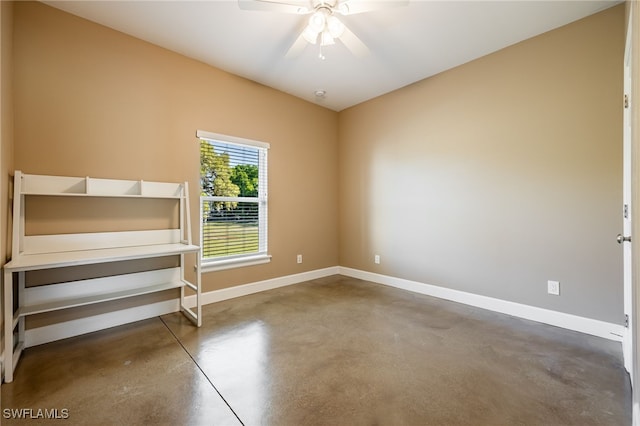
196, 253, 202, 327
18, 272, 25, 349
3, 270, 13, 383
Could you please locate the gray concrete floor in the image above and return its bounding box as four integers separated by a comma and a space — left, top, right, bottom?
1, 275, 632, 425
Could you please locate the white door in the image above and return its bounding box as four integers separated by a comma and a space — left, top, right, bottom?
622, 10, 633, 377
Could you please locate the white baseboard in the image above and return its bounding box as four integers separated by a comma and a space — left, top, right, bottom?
24, 266, 340, 348
624, 327, 634, 377
23, 265, 623, 348
339, 267, 625, 342
185, 266, 340, 306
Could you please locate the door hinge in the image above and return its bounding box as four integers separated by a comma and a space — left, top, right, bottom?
624, 204, 629, 219
625, 314, 629, 328
625, 94, 629, 109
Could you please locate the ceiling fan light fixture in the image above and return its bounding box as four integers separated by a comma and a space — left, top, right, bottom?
308, 10, 326, 33
327, 16, 345, 38
302, 25, 319, 44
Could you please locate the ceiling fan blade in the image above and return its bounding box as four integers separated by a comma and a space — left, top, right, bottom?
285, 31, 308, 59
238, 0, 310, 14
337, 0, 408, 16
339, 26, 369, 58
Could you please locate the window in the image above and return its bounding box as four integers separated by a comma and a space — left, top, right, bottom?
197, 130, 269, 271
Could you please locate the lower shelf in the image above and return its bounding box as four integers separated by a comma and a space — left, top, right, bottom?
3, 263, 201, 384
19, 280, 185, 317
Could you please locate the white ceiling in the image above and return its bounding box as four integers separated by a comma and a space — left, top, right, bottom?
43, 0, 620, 111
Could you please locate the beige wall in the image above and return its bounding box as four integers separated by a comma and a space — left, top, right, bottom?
8, 1, 626, 329
338, 5, 625, 324
12, 2, 339, 299
2, 1, 13, 263
1, 0, 14, 357
5, 2, 338, 328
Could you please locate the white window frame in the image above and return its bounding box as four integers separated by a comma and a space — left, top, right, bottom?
197, 130, 270, 272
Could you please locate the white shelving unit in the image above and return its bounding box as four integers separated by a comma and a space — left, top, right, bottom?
2, 171, 202, 383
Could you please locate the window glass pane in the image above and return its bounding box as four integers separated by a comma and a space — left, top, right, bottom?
202, 200, 259, 258
200, 141, 259, 198
199, 136, 267, 263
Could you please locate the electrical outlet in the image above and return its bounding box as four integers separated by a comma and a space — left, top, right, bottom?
374, 254, 380, 264
297, 254, 303, 264
547, 280, 560, 296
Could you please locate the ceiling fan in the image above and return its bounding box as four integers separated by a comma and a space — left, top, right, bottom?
238, 0, 408, 59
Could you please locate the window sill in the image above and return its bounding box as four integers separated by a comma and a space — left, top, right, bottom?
200, 254, 272, 273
